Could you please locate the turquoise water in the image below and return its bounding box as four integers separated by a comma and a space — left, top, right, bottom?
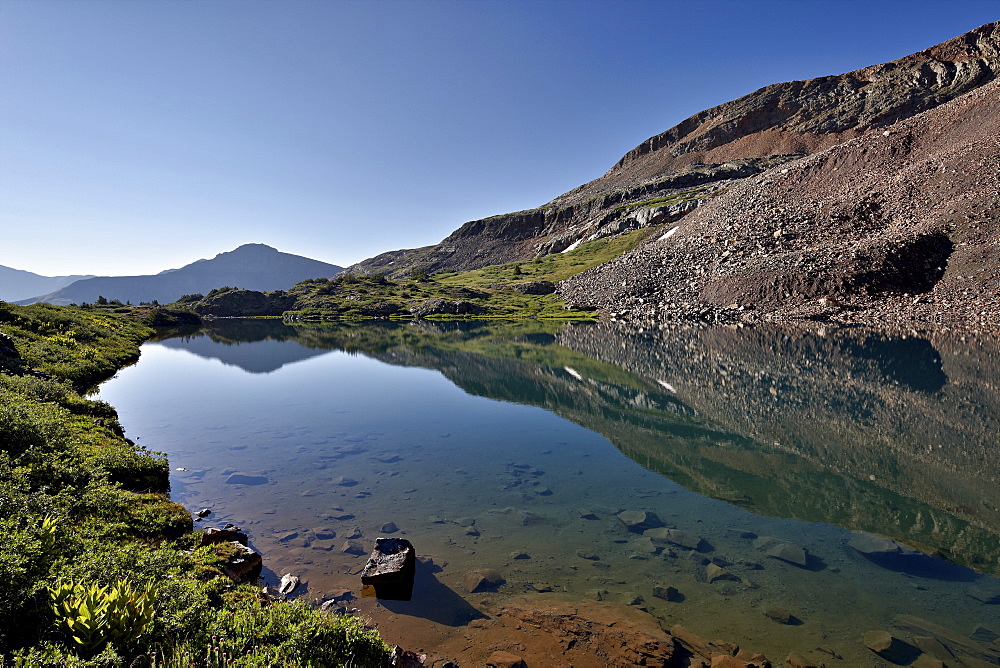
99, 320, 1000, 666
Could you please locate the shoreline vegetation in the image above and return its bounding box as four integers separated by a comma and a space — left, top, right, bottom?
0, 301, 390, 666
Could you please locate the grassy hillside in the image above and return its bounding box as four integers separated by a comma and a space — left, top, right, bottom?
193, 227, 655, 320
0, 303, 389, 666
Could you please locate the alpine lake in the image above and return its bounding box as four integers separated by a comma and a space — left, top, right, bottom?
97, 319, 1000, 666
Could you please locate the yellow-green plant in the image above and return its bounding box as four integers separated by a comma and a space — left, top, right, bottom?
37, 515, 58, 556
48, 579, 156, 655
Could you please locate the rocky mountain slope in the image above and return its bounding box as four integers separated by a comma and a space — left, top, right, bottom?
19, 244, 342, 306
0, 265, 94, 302
561, 73, 1000, 330
352, 22, 999, 330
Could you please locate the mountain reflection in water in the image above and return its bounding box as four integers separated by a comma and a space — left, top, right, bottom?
154, 318, 1000, 577
101, 319, 1000, 665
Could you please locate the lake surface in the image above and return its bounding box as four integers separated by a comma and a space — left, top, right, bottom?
99, 320, 1000, 666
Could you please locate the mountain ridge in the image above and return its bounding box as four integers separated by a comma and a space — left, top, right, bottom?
18, 243, 343, 306
0, 266, 95, 303
348, 21, 1000, 331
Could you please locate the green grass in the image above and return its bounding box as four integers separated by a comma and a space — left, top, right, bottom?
280, 227, 655, 320
612, 185, 713, 212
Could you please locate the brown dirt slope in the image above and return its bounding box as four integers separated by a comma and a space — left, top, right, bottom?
559, 73, 1000, 332
351, 22, 999, 289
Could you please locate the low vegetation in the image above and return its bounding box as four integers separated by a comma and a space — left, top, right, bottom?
185, 227, 656, 320
0, 303, 390, 666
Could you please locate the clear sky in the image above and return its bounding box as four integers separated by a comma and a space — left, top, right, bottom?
2, 0, 997, 276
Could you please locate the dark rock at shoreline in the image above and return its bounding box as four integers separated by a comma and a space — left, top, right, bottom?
221, 542, 263, 583
200, 527, 248, 547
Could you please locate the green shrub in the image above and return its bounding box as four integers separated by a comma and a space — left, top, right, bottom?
49, 579, 156, 657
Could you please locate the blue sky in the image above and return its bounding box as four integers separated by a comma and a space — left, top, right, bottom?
2, 0, 997, 276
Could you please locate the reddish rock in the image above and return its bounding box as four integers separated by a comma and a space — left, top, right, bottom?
487, 651, 526, 668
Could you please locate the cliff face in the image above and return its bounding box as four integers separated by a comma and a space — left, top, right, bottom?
352, 22, 1000, 298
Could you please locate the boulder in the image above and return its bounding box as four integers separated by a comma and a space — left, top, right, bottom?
763, 607, 794, 624
616, 510, 665, 532
765, 542, 809, 567
221, 542, 263, 583
200, 526, 248, 547
0, 333, 21, 359
278, 573, 300, 595
863, 630, 920, 664
912, 636, 954, 662
849, 532, 923, 557
312, 527, 337, 540
653, 585, 681, 601
361, 537, 416, 601
968, 585, 1000, 604
706, 564, 740, 584
970, 623, 1000, 644
784, 652, 820, 668
341, 540, 366, 555
464, 568, 505, 593
380, 522, 399, 534
646, 527, 710, 552
487, 651, 526, 668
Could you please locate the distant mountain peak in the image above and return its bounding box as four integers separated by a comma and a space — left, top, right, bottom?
17, 244, 343, 306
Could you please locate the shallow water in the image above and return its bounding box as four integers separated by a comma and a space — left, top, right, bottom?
99, 320, 1000, 666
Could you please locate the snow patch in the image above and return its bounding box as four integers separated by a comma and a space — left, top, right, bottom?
564, 366, 584, 381
659, 226, 680, 241
657, 380, 677, 393
561, 239, 583, 253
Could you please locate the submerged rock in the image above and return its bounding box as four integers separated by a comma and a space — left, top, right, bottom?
863, 630, 920, 664
225, 472, 269, 486
616, 510, 664, 532
464, 568, 505, 593
765, 541, 809, 567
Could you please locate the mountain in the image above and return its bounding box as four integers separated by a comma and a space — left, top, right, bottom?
19, 244, 343, 306
350, 22, 1000, 329
0, 266, 94, 302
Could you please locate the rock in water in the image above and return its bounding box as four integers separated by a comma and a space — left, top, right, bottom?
616, 510, 664, 532
464, 568, 505, 593
361, 537, 416, 601
863, 630, 920, 664
278, 573, 300, 595
766, 542, 810, 567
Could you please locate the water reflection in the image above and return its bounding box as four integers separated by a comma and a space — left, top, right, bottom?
99, 319, 1000, 666
159, 319, 1000, 576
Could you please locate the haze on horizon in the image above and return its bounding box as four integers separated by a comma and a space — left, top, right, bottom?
2, 0, 997, 278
